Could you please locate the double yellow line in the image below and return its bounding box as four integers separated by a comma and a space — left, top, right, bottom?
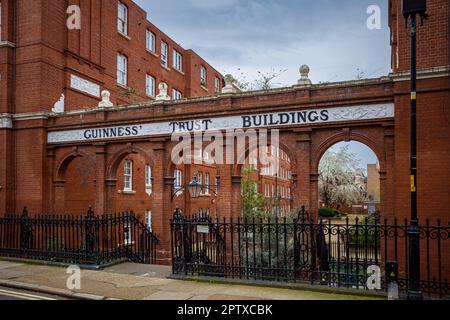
0, 288, 57, 300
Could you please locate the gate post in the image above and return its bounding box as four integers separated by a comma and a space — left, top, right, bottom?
85, 206, 96, 262
20, 207, 32, 252
172, 207, 187, 275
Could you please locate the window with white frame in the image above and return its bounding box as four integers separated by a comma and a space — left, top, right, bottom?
124, 221, 132, 245
117, 54, 127, 86
197, 172, 203, 194
161, 41, 168, 67
200, 66, 207, 86
145, 210, 153, 233
146, 74, 155, 97
146, 30, 156, 52
205, 173, 210, 194
145, 164, 152, 195
174, 169, 182, 188
124, 160, 133, 192
118, 2, 128, 35
172, 50, 182, 71
172, 89, 182, 100
214, 77, 221, 94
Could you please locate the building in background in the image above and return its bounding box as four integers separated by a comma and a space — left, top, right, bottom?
366, 163, 381, 214
246, 146, 293, 217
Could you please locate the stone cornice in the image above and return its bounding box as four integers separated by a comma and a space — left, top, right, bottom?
12, 112, 51, 121
390, 66, 450, 82
0, 41, 16, 48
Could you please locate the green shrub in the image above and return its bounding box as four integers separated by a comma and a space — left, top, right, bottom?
348, 216, 379, 246
319, 208, 340, 218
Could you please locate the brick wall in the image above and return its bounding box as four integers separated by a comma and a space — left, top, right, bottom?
390, 0, 450, 72
2, 0, 223, 114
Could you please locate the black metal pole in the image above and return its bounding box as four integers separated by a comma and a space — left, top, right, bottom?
407, 14, 422, 301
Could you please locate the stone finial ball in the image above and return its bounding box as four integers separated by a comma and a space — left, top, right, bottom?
224, 74, 234, 84
101, 90, 110, 99
300, 65, 310, 76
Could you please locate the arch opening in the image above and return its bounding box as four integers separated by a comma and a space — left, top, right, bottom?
317, 140, 381, 219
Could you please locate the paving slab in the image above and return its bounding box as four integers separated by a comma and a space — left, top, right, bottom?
0, 260, 383, 300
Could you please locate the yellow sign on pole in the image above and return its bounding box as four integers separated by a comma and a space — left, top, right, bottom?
410, 175, 416, 192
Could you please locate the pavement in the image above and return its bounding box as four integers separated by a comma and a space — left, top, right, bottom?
0, 260, 383, 300
0, 286, 65, 300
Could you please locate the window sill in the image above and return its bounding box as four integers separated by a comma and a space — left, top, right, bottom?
118, 190, 137, 195
161, 64, 171, 72
146, 49, 159, 58
118, 32, 131, 41
200, 85, 209, 92
173, 68, 185, 76
117, 83, 129, 90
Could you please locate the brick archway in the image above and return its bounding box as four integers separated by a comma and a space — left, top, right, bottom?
105, 144, 157, 214
53, 149, 96, 214
307, 126, 392, 218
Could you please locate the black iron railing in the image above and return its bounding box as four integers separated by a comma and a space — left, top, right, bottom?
171, 210, 450, 298
0, 207, 159, 266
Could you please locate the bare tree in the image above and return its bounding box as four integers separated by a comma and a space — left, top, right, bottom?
227, 67, 287, 91
319, 145, 368, 208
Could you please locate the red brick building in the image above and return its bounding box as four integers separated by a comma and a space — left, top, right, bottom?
0, 0, 223, 224
242, 145, 293, 217
0, 0, 223, 113
0, 0, 449, 267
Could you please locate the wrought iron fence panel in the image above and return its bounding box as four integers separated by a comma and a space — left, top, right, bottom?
171, 212, 450, 298
0, 208, 159, 266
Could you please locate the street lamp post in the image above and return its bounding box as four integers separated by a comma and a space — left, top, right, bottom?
402, 0, 427, 301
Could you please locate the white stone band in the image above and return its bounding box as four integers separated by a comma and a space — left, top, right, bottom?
0, 114, 13, 128
47, 103, 395, 144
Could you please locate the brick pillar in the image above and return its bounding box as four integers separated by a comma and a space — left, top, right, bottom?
310, 173, 319, 220
94, 144, 106, 215
46, 147, 56, 213
105, 179, 116, 214
53, 181, 65, 213
293, 130, 312, 212
0, 122, 15, 215
382, 125, 396, 219
231, 175, 242, 219
216, 164, 233, 219
155, 140, 172, 265
217, 138, 235, 219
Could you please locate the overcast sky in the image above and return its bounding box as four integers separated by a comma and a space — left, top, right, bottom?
135, 0, 391, 86
135, 0, 388, 165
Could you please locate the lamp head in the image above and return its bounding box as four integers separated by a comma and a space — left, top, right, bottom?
402, 0, 427, 19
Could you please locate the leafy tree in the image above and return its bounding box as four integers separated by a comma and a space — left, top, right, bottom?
319, 145, 367, 208
241, 165, 266, 218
